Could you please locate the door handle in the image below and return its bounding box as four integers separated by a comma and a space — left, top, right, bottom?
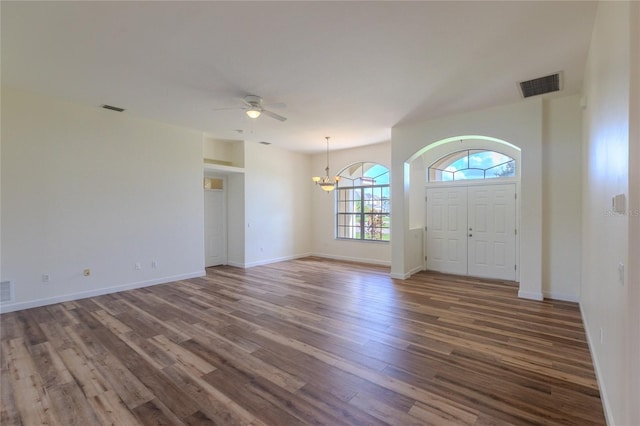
469, 234, 473, 237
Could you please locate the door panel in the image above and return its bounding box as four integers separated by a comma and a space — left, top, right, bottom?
426, 187, 467, 275
468, 184, 515, 280
205, 189, 226, 267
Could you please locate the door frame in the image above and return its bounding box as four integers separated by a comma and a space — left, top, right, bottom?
425, 178, 520, 281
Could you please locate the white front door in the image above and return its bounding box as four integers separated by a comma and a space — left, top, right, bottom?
204, 187, 226, 267
426, 187, 468, 275
467, 184, 516, 280
426, 183, 516, 280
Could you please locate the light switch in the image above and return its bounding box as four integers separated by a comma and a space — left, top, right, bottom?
618, 263, 625, 285
612, 194, 626, 214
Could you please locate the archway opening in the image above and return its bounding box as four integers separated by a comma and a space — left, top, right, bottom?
407, 135, 522, 281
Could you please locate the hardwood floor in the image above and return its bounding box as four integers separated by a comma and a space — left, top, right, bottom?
1, 257, 605, 425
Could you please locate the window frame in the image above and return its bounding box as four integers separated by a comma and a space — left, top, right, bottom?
428, 149, 516, 182
335, 162, 390, 242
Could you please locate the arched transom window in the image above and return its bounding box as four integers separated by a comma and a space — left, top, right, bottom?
336, 162, 390, 241
428, 149, 516, 182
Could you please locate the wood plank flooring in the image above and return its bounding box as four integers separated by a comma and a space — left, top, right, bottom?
1, 257, 605, 425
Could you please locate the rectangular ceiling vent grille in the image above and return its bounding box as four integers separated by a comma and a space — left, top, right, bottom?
0, 281, 13, 304
101, 104, 125, 112
519, 73, 561, 98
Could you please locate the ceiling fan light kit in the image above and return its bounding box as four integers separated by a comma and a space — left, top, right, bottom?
243, 95, 286, 121
212, 94, 286, 121
246, 108, 261, 118
313, 136, 340, 192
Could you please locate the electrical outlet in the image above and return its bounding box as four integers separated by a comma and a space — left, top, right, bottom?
135, 262, 142, 270
151, 260, 158, 269
42, 274, 50, 283
83, 269, 91, 277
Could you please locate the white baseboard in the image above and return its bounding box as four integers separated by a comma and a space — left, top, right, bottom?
407, 264, 424, 276
543, 291, 580, 303
311, 252, 391, 267
243, 252, 312, 268
226, 253, 390, 269
580, 305, 613, 426
389, 264, 426, 280
390, 272, 409, 279
0, 270, 206, 314
517, 290, 544, 301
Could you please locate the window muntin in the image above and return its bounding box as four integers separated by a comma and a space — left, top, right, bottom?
428, 150, 516, 182
336, 163, 390, 241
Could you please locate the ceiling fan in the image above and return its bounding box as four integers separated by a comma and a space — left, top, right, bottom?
213, 95, 287, 122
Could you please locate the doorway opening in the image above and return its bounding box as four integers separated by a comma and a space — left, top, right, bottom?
417, 136, 521, 281
425, 182, 517, 280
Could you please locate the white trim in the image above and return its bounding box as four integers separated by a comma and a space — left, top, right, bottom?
244, 253, 312, 268
580, 305, 613, 426
517, 290, 544, 301
390, 271, 411, 279
542, 291, 580, 303
406, 264, 424, 277
312, 252, 391, 267
226, 252, 384, 269
0, 271, 206, 314
425, 177, 519, 189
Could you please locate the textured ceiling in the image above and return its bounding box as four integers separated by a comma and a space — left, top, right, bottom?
1, 1, 597, 153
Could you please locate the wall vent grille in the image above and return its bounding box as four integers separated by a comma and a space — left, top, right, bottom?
101, 104, 125, 112
0, 281, 13, 304
519, 73, 561, 98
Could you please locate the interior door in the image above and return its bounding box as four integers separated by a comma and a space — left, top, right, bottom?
426, 187, 468, 275
467, 184, 516, 280
204, 185, 227, 267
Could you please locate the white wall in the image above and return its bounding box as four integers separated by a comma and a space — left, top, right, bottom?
310, 141, 391, 265
542, 95, 583, 302
628, 3, 640, 424
243, 142, 312, 267
1, 88, 205, 312
391, 99, 544, 300
581, 2, 639, 425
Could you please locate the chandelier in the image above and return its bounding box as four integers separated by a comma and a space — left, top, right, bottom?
312, 136, 340, 192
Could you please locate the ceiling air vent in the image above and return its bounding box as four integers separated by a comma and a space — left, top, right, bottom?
101, 104, 126, 112
519, 72, 562, 98
258, 141, 271, 145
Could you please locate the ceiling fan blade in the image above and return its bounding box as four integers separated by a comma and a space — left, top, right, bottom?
211, 106, 244, 111
263, 102, 286, 109
261, 109, 287, 122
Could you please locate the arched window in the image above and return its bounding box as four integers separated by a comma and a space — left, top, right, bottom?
336, 162, 390, 241
428, 149, 516, 182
